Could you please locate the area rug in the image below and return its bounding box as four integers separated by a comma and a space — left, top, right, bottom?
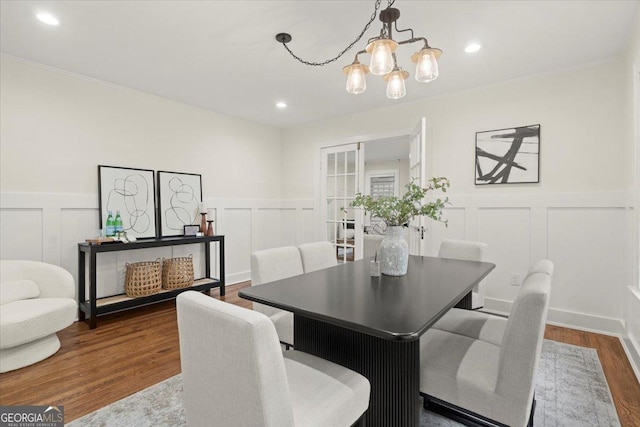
67, 340, 620, 426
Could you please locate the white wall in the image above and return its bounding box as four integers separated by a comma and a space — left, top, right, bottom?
281, 58, 634, 335
0, 57, 315, 296
0, 56, 282, 198
622, 5, 640, 381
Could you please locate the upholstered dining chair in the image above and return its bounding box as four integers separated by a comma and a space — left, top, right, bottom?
297, 241, 338, 273
250, 246, 304, 348
177, 291, 370, 427
419, 260, 554, 427
432, 259, 554, 343
438, 239, 489, 309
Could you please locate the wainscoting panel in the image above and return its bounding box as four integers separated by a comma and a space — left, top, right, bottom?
221, 208, 252, 283
1, 208, 43, 261
478, 207, 532, 302
548, 207, 626, 320
254, 208, 284, 252
280, 208, 300, 248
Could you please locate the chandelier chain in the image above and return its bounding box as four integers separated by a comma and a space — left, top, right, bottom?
280, 0, 395, 67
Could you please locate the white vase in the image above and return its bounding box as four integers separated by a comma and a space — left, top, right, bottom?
379, 226, 409, 276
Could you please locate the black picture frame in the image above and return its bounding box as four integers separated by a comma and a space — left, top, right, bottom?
157, 171, 203, 237
98, 165, 157, 239
475, 124, 540, 185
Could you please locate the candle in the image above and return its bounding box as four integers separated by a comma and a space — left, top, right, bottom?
199, 202, 206, 213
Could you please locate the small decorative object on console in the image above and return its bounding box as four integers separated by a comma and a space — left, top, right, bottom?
184, 225, 200, 237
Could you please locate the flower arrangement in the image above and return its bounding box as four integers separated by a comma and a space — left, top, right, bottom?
351, 177, 450, 226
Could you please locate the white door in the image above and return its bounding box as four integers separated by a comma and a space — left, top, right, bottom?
408, 118, 428, 256
320, 144, 365, 262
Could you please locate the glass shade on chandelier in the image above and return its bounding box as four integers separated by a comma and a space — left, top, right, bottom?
365, 39, 398, 76
411, 47, 442, 82
343, 61, 369, 95
384, 68, 409, 99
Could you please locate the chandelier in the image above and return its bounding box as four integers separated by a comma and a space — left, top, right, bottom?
275, 0, 442, 100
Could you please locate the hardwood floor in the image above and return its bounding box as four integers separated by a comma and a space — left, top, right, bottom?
1, 282, 639, 426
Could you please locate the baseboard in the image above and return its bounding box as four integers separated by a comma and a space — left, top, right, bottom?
226, 271, 250, 286
621, 335, 640, 385
484, 297, 625, 336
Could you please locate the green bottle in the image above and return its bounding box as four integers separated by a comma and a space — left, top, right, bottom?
105, 210, 115, 237
114, 210, 123, 234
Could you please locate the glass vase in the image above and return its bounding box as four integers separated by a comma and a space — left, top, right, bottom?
379, 226, 409, 276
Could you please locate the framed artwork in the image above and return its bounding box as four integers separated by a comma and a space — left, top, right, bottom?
183, 225, 200, 237
157, 171, 202, 237
98, 165, 157, 239
475, 124, 540, 185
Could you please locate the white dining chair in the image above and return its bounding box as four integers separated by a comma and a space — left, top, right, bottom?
438, 239, 489, 309
297, 241, 338, 273
432, 259, 554, 343
177, 291, 370, 427
420, 260, 553, 427
251, 246, 304, 347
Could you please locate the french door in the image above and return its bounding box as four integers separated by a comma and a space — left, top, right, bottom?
320, 143, 364, 262
408, 118, 428, 256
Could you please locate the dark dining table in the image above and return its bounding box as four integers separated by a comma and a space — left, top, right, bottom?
239, 255, 495, 427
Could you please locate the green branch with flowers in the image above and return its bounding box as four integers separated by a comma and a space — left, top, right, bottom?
351, 177, 451, 227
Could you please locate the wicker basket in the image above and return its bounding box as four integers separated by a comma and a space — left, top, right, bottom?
162, 254, 194, 290
125, 259, 162, 298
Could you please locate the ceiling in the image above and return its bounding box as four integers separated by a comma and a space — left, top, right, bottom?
1, 1, 638, 129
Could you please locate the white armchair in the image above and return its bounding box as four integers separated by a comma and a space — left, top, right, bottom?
250, 246, 304, 347
177, 291, 370, 426
0, 260, 77, 373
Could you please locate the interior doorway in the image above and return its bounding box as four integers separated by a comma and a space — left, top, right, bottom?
318, 118, 429, 263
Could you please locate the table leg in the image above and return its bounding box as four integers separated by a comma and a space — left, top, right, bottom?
454, 291, 472, 309
78, 249, 86, 321
89, 252, 97, 329
294, 315, 420, 427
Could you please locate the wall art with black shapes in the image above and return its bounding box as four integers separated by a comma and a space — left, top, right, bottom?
98, 165, 157, 238
475, 124, 540, 185
157, 171, 202, 237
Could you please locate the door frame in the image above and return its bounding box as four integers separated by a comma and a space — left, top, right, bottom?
313, 125, 433, 258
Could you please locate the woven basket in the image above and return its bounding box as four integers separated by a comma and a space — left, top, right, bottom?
162, 254, 194, 290
125, 259, 162, 298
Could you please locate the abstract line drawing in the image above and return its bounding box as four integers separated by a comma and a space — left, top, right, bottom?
475, 124, 540, 185
157, 171, 202, 237
98, 166, 157, 239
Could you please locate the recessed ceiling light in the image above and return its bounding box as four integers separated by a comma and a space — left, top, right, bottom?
276, 101, 287, 109
36, 13, 59, 26
464, 43, 481, 53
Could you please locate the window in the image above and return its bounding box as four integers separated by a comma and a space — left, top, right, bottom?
364, 170, 400, 227
370, 175, 396, 198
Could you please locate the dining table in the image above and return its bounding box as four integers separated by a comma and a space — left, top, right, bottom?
239, 255, 495, 427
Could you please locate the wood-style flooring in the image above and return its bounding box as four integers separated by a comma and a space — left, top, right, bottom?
1, 282, 639, 426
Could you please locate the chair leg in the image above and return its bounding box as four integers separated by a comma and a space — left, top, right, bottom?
527, 396, 536, 427
280, 341, 292, 350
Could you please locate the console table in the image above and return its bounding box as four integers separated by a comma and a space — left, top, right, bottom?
78, 235, 225, 329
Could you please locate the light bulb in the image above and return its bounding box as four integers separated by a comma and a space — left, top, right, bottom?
366, 39, 397, 76
385, 69, 408, 100
343, 62, 369, 95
